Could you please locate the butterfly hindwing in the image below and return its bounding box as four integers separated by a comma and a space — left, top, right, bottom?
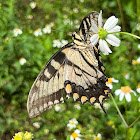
27, 43, 73, 118
63, 43, 110, 107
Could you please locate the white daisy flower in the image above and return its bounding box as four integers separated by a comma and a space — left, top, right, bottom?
30, 2, 36, 9
115, 86, 136, 102
80, 0, 84, 2
54, 105, 61, 112
44, 129, 49, 134
70, 129, 82, 140
106, 78, 119, 89
61, 39, 68, 46
94, 103, 101, 109
132, 57, 140, 65
132, 59, 139, 65
94, 133, 102, 140
90, 10, 121, 55
13, 28, 22, 37
50, 22, 54, 27
19, 57, 26, 65
33, 122, 40, 128
73, 8, 79, 13
83, 9, 87, 13
67, 118, 78, 129
103, 103, 110, 110
137, 57, 140, 63
138, 97, 140, 102
74, 103, 81, 110
119, 57, 124, 62
136, 23, 140, 31
43, 25, 51, 34
53, 40, 62, 48
27, 15, 33, 19
74, 19, 79, 25
138, 44, 140, 49
64, 19, 71, 25
33, 28, 42, 36
124, 73, 130, 80
136, 84, 140, 93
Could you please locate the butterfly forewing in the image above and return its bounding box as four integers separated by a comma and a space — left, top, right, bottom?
79, 11, 99, 42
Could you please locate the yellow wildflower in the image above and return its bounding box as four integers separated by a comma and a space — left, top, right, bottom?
24, 131, 33, 140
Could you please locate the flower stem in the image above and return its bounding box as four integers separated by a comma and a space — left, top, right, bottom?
110, 94, 129, 128
108, 32, 140, 39
117, 0, 126, 31
128, 115, 140, 128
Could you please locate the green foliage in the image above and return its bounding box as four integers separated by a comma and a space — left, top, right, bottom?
0, 0, 140, 140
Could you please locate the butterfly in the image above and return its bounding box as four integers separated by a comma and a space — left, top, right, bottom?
27, 11, 112, 118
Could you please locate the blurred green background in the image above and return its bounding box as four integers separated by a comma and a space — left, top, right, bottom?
0, 0, 140, 140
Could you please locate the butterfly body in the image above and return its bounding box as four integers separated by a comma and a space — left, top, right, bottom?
27, 11, 111, 118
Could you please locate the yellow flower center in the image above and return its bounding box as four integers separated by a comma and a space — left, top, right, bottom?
108, 121, 113, 126
106, 78, 113, 84
24, 132, 33, 139
15, 28, 19, 32
72, 132, 78, 138
13, 135, 22, 140
138, 84, 140, 88
70, 121, 75, 125
20, 57, 24, 60
132, 60, 138, 65
124, 73, 127, 76
121, 86, 131, 94
99, 28, 108, 39
36, 29, 40, 32
94, 136, 100, 140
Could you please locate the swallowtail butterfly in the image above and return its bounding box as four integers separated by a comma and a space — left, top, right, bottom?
27, 11, 112, 118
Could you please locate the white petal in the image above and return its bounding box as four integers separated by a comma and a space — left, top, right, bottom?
98, 10, 102, 28
75, 138, 81, 140
14, 33, 18, 37
99, 39, 112, 55
91, 21, 99, 33
115, 89, 122, 96
107, 84, 113, 89
125, 93, 131, 102
70, 136, 74, 140
67, 124, 72, 128
137, 57, 140, 63
112, 78, 119, 83
106, 34, 120, 47
107, 25, 121, 33
97, 133, 102, 138
136, 88, 140, 93
90, 34, 99, 46
131, 90, 136, 96
138, 97, 140, 102
103, 16, 116, 29
119, 92, 124, 101
99, 39, 107, 54
104, 16, 118, 30
75, 129, 80, 134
